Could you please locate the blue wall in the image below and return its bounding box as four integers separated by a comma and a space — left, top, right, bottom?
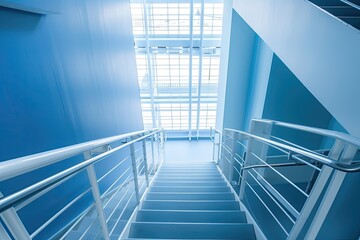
222, 10, 256, 130
262, 55, 334, 150
317, 172, 360, 239
233, 0, 360, 138
0, 0, 142, 238
242, 37, 273, 131
216, 0, 233, 130
0, 0, 60, 14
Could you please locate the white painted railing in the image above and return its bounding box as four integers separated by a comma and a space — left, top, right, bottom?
0, 128, 166, 239
211, 119, 360, 239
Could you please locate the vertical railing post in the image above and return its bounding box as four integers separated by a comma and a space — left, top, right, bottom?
0, 221, 11, 240
156, 132, 161, 171
228, 131, 238, 184
239, 120, 272, 199
161, 131, 166, 163
130, 140, 141, 205
84, 152, 110, 240
303, 142, 358, 240
218, 129, 226, 171
0, 193, 31, 240
141, 135, 150, 187
217, 131, 222, 164
150, 133, 156, 174
211, 127, 216, 162
288, 139, 346, 240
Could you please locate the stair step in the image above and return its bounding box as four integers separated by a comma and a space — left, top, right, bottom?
128, 222, 256, 239
150, 186, 231, 193
155, 177, 223, 182
158, 172, 221, 177
159, 170, 219, 175
136, 210, 247, 223
141, 200, 240, 210
122, 161, 255, 239
152, 181, 227, 187
161, 167, 219, 173
160, 169, 218, 172
160, 167, 217, 171
146, 192, 235, 200
157, 173, 220, 177
161, 163, 214, 166
160, 168, 218, 171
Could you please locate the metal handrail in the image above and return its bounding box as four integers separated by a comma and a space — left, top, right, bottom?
340, 0, 360, 11
214, 120, 360, 240
0, 130, 160, 213
0, 128, 166, 240
253, 119, 360, 147
242, 162, 307, 170
224, 128, 360, 172
0, 129, 157, 181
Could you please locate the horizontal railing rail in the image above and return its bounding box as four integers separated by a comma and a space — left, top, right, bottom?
224, 127, 360, 172
0, 129, 150, 182
253, 119, 360, 149
211, 119, 360, 240
0, 130, 159, 212
0, 128, 166, 240
241, 162, 307, 170
340, 0, 360, 11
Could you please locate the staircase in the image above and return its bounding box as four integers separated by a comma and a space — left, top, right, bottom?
124, 162, 256, 239
308, 0, 360, 30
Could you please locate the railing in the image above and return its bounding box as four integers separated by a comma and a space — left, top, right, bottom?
211, 119, 360, 240
339, 0, 360, 11
308, 0, 360, 30
0, 128, 166, 240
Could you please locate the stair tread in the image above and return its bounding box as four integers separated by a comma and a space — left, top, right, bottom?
146, 192, 235, 200
136, 210, 247, 223
142, 200, 240, 210
123, 162, 255, 239
129, 222, 256, 239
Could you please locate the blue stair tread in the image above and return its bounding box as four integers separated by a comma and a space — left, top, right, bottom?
122, 162, 255, 239
136, 210, 247, 223
146, 192, 235, 200
152, 181, 227, 186
158, 172, 220, 175
150, 186, 231, 193
128, 222, 256, 239
142, 200, 240, 210
154, 179, 225, 183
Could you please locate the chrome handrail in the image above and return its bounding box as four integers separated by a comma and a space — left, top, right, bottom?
224, 128, 360, 172
0, 129, 156, 181
215, 119, 360, 240
0, 130, 161, 213
0, 128, 166, 240
253, 119, 360, 147
340, 0, 360, 11
241, 162, 307, 170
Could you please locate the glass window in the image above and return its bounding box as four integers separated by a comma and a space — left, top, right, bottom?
130, 0, 223, 137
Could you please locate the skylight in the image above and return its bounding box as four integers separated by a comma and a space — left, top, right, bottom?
130, 0, 223, 139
